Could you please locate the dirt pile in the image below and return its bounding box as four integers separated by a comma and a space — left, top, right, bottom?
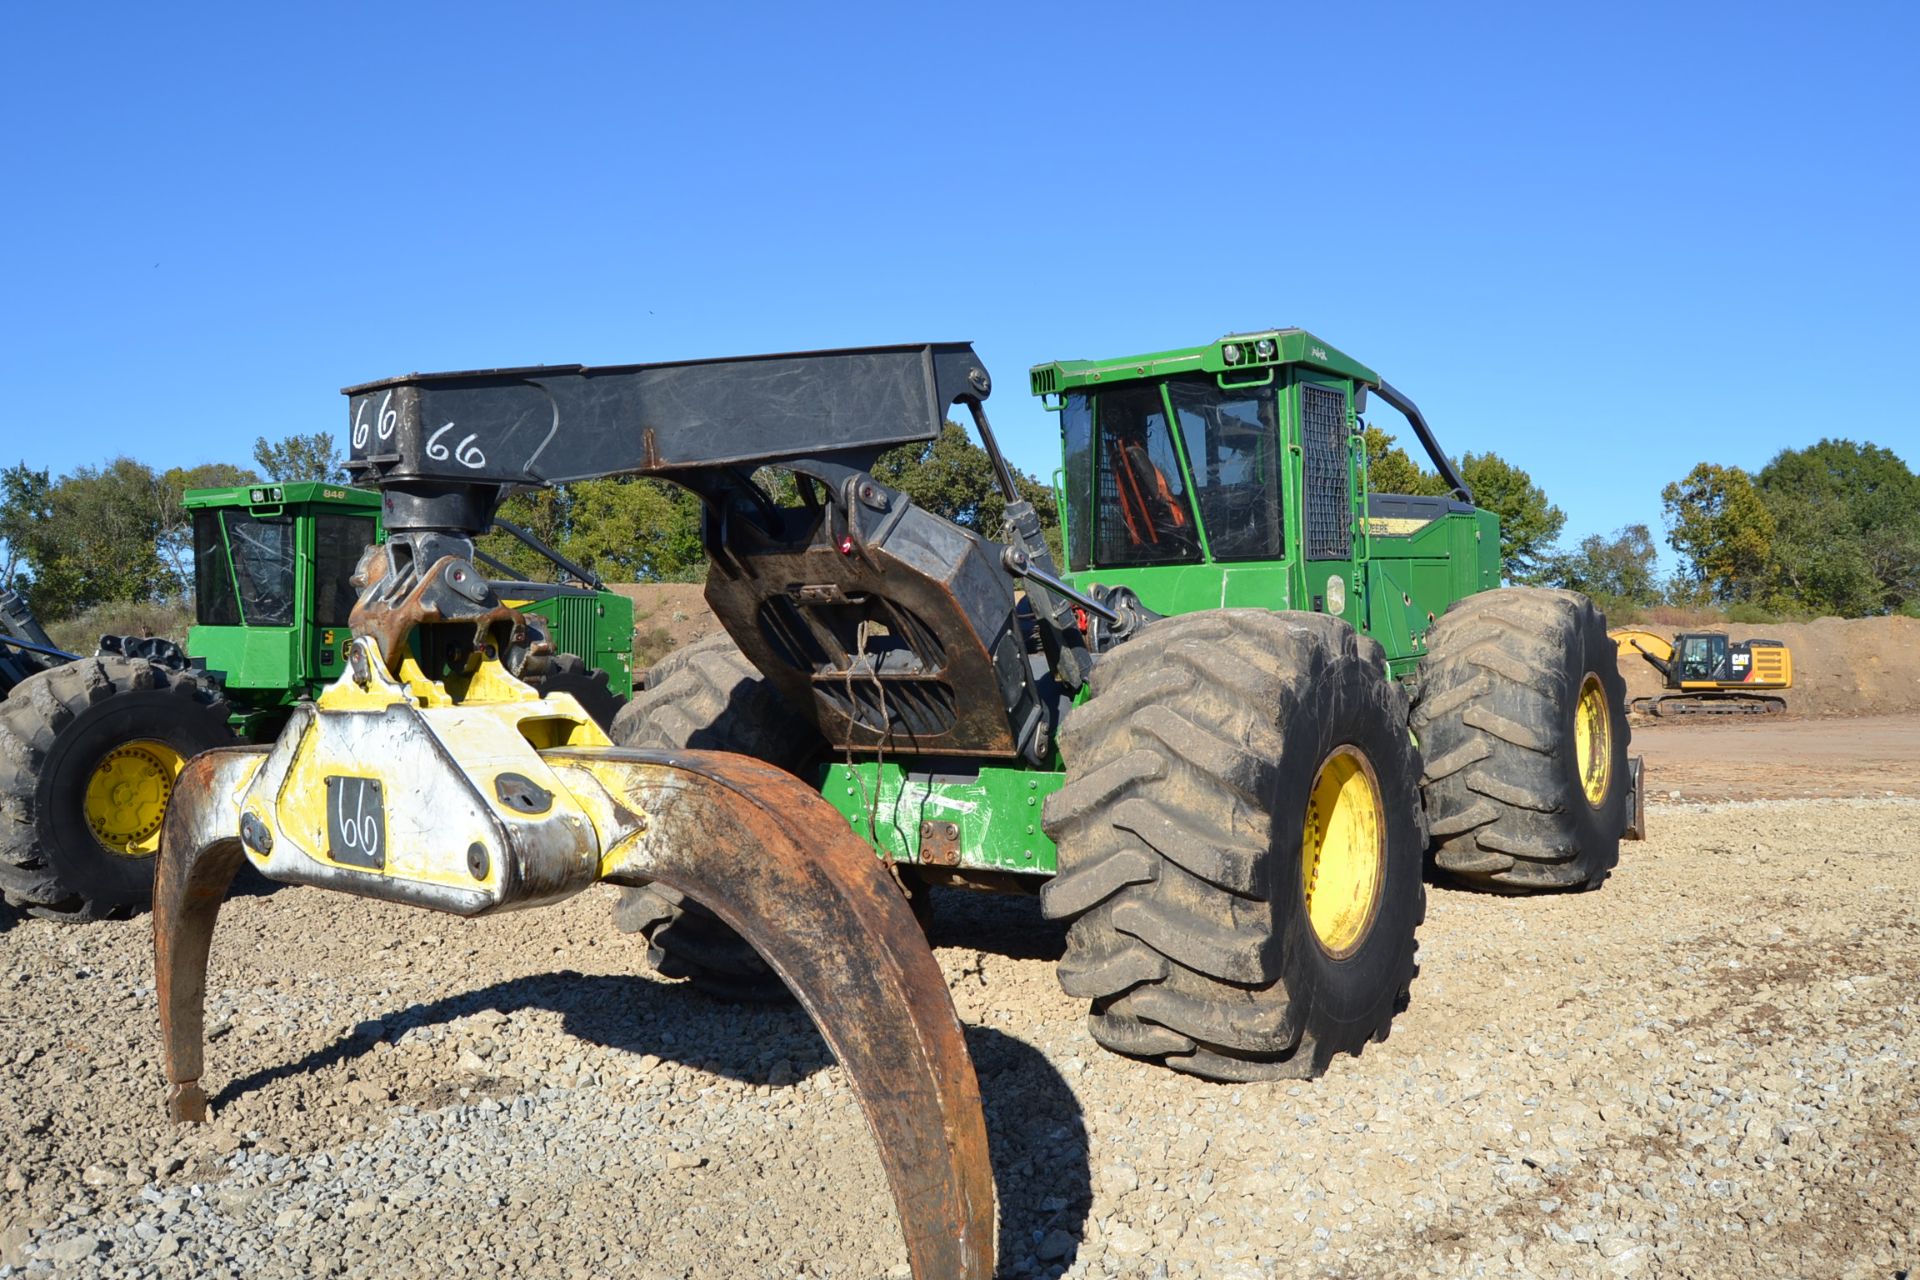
608, 583, 719, 676
1614, 614, 1920, 719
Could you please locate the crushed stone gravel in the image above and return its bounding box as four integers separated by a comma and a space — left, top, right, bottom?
1, 796, 1915, 1279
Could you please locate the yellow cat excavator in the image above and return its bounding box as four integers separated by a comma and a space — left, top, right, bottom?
1609, 628, 1793, 715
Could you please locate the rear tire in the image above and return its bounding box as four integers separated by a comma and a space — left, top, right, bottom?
1410, 587, 1629, 892
608, 634, 820, 1002
0, 657, 235, 919
529, 653, 628, 732
1041, 611, 1425, 1081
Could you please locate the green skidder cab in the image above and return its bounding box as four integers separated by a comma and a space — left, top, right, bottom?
1031, 329, 1499, 671
0, 481, 634, 920
184, 482, 635, 736
184, 482, 386, 735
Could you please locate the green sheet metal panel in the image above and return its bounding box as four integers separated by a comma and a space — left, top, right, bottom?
821, 763, 1062, 876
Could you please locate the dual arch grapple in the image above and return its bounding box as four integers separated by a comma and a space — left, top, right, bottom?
153, 343, 1073, 1280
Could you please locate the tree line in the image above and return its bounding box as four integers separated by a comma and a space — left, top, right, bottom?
0, 435, 349, 623
1366, 427, 1918, 620
3, 422, 1913, 625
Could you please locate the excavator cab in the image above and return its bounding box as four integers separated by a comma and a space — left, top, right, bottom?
1675, 632, 1729, 682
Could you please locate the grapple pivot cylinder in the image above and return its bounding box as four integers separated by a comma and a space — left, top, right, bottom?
153, 642, 995, 1280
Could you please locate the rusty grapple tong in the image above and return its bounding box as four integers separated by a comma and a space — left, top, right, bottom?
154, 566, 995, 1279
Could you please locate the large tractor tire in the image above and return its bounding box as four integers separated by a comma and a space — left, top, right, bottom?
607, 634, 821, 1002
1410, 587, 1629, 892
0, 656, 236, 920
1040, 611, 1426, 1082
529, 653, 628, 732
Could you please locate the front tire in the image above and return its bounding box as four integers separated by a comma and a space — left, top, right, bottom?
1041, 611, 1425, 1081
0, 657, 236, 919
1410, 587, 1629, 892
608, 634, 820, 1002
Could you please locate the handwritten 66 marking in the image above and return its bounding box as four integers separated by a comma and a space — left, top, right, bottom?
334, 778, 380, 860
351, 391, 398, 449
426, 422, 487, 469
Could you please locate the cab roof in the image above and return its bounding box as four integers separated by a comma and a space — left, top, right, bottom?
181, 482, 379, 511
1029, 328, 1379, 397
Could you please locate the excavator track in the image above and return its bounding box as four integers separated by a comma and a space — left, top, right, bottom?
1631, 692, 1788, 717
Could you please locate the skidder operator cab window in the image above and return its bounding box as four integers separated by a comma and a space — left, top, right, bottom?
1085, 383, 1201, 567
1061, 378, 1283, 570
193, 511, 242, 627
1167, 378, 1283, 562
194, 510, 293, 628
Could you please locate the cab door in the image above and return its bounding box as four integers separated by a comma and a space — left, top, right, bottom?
309, 513, 379, 685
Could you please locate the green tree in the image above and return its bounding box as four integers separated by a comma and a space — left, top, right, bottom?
480, 477, 708, 584
1555, 523, 1661, 613
478, 486, 571, 581
1456, 451, 1566, 583
567, 478, 706, 582
0, 464, 53, 593
872, 421, 1062, 561
1361, 424, 1451, 497
15, 459, 174, 621
253, 432, 350, 483
1755, 438, 1920, 615
873, 423, 1057, 529
1661, 462, 1777, 604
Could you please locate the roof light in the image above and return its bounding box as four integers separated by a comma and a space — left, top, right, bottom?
1222, 343, 1242, 365
1255, 338, 1275, 360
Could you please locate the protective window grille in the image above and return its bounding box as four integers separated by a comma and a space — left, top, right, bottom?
1302, 384, 1352, 560
1095, 441, 1128, 564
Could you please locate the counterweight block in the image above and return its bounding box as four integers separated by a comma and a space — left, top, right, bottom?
153, 642, 995, 1280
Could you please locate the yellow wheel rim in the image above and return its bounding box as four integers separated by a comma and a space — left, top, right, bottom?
1574, 673, 1612, 807
1301, 746, 1385, 959
82, 741, 186, 858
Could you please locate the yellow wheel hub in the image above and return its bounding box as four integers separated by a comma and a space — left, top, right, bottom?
1574, 674, 1612, 807
83, 741, 186, 857
1301, 746, 1385, 959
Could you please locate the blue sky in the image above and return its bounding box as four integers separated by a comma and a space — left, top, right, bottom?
2, 3, 1914, 570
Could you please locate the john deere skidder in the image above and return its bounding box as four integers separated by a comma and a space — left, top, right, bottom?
153, 336, 1635, 1280
0, 482, 632, 920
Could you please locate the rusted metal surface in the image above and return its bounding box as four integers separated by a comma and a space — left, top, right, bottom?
918, 818, 963, 866
704, 511, 1049, 763
155, 734, 995, 1280
348, 543, 552, 680
1625, 756, 1647, 841
153, 747, 270, 1123
551, 748, 995, 1280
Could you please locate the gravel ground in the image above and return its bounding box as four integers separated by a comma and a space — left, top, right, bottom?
1, 795, 1916, 1279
